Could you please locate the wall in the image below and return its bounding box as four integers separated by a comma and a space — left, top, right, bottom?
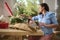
43, 0, 55, 12
0, 0, 16, 22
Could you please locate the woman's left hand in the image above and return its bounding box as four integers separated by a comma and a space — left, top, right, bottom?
39, 22, 46, 26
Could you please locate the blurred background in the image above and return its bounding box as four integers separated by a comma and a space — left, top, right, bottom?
0, 0, 58, 22
0, 0, 60, 30
0, 0, 60, 40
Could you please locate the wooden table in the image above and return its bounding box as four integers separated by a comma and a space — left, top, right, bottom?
0, 29, 60, 40
0, 29, 44, 40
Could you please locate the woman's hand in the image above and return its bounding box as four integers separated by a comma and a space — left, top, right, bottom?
28, 16, 32, 20
39, 22, 46, 26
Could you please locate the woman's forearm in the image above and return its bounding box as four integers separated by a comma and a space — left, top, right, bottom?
44, 24, 58, 28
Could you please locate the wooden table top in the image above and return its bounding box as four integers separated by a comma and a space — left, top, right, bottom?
0, 29, 44, 36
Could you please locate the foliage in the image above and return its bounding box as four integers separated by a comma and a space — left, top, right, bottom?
24, 0, 38, 16
10, 0, 39, 24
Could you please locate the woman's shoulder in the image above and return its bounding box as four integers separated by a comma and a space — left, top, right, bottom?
46, 11, 56, 18
47, 12, 55, 16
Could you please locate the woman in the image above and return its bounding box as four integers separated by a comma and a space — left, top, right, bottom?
28, 3, 58, 40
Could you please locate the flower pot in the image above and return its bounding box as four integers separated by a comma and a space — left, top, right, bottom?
0, 22, 9, 29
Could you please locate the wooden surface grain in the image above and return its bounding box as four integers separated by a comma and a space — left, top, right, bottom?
0, 29, 44, 36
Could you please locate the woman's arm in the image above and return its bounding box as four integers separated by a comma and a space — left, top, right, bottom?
45, 13, 58, 28
39, 13, 58, 28
39, 22, 58, 28
44, 24, 58, 28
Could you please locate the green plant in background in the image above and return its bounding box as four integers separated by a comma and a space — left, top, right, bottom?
13, 2, 25, 16
10, 0, 39, 24
24, 0, 39, 16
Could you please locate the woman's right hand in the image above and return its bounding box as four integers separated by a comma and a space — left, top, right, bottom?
28, 16, 32, 20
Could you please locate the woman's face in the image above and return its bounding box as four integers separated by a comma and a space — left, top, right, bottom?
38, 5, 44, 13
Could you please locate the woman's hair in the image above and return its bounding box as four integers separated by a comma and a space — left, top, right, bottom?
40, 3, 49, 11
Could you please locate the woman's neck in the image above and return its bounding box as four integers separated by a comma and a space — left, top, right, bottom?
42, 10, 47, 15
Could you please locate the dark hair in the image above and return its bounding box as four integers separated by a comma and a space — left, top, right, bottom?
40, 3, 49, 11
